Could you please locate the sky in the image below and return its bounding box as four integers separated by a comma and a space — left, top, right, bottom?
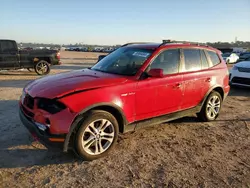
1, 0, 250, 45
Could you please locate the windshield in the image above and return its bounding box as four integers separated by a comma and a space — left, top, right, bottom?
222, 53, 230, 57
91, 47, 154, 76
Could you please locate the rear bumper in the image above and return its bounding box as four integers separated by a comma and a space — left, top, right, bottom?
19, 108, 66, 150
224, 85, 230, 99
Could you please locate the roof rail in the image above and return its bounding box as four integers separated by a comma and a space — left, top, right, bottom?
159, 40, 209, 48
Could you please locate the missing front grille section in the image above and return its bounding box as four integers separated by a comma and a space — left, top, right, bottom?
21, 105, 34, 118
24, 95, 34, 109
37, 98, 66, 114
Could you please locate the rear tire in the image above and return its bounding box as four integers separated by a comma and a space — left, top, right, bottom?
75, 110, 119, 161
197, 91, 222, 122
35, 60, 50, 75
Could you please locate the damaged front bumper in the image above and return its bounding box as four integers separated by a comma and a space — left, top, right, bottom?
19, 107, 66, 150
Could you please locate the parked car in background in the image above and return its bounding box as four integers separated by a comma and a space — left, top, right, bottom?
222, 52, 239, 64
230, 57, 250, 87
0, 39, 61, 75
238, 52, 250, 62
20, 41, 230, 160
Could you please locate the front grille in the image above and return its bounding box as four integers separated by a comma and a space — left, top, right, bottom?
21, 105, 34, 118
231, 77, 250, 85
24, 94, 34, 109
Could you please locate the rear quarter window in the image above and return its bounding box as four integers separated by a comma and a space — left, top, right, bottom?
200, 50, 209, 69
206, 50, 221, 66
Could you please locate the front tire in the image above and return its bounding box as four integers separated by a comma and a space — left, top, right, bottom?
197, 91, 222, 122
75, 110, 119, 161
35, 60, 50, 75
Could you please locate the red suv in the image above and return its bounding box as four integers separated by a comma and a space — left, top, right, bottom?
19, 41, 230, 160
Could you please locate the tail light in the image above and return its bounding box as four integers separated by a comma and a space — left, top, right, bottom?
56, 52, 60, 60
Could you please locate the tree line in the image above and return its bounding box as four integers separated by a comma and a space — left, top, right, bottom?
18, 41, 250, 50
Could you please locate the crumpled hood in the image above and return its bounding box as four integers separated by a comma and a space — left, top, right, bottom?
25, 69, 128, 99
236, 60, 250, 68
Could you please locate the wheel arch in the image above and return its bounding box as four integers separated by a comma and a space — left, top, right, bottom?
63, 103, 128, 152
200, 85, 225, 108
33, 57, 51, 64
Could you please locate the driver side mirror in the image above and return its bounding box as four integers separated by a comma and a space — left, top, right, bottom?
148, 69, 164, 78
98, 55, 106, 62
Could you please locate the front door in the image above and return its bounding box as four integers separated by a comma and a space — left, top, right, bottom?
0, 40, 19, 69
135, 48, 183, 120
135, 78, 158, 121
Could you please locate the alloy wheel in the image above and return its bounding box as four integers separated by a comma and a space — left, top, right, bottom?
206, 95, 221, 119
36, 62, 48, 74
81, 119, 115, 155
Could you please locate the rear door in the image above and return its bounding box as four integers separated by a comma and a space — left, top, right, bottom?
180, 48, 204, 109
0, 40, 19, 69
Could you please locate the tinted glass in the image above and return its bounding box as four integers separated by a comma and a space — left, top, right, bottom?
207, 51, 220, 66
0, 41, 16, 53
200, 50, 209, 69
150, 49, 180, 75
183, 49, 201, 71
91, 47, 153, 76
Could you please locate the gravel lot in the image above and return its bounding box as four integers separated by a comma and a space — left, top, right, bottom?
0, 52, 250, 187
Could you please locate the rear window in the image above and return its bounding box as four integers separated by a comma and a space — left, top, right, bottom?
207, 51, 220, 66
0, 41, 17, 53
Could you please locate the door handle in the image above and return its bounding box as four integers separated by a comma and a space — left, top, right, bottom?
174, 83, 182, 89
205, 78, 211, 82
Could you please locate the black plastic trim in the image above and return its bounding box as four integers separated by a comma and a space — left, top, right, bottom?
128, 106, 200, 131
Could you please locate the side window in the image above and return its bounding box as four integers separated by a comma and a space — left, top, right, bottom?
183, 49, 201, 71
206, 50, 220, 66
200, 50, 209, 69
150, 49, 180, 75
0, 41, 16, 53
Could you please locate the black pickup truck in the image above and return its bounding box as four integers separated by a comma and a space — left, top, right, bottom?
0, 40, 61, 75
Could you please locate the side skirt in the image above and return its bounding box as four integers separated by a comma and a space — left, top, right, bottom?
123, 106, 201, 133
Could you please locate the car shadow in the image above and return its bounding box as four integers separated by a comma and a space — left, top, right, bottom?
0, 100, 78, 168
0, 148, 78, 168
171, 116, 250, 123
229, 87, 250, 97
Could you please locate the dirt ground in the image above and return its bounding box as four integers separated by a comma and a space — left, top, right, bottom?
0, 51, 250, 188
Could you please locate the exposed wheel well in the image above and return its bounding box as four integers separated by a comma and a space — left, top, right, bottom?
35, 57, 51, 64
64, 105, 126, 152
213, 87, 224, 99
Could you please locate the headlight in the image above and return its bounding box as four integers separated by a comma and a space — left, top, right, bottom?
232, 66, 238, 71
37, 98, 66, 114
